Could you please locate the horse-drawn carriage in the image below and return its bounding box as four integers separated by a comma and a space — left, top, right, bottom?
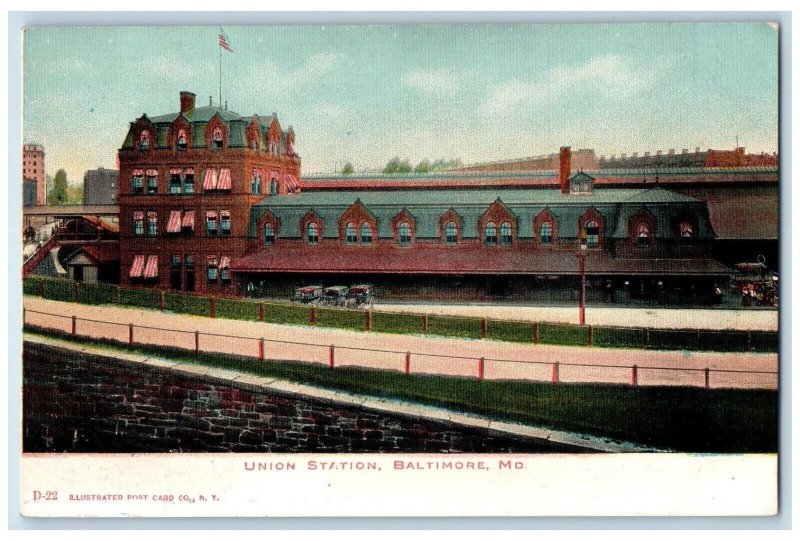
321, 286, 350, 307
733, 260, 778, 308
291, 285, 323, 304
345, 284, 374, 309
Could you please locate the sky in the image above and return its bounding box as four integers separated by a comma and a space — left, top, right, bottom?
22, 23, 779, 184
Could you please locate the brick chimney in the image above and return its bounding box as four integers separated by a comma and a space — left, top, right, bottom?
559, 146, 571, 194
180, 91, 196, 114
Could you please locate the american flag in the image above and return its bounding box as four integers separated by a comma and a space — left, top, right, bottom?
219, 28, 233, 52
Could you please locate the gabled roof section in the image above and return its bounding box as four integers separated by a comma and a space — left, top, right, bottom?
625, 186, 699, 204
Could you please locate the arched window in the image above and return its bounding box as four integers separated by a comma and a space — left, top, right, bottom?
445, 221, 458, 244
680, 221, 695, 238
345, 222, 357, 244
139, 130, 150, 151
177, 129, 187, 151
307, 222, 319, 245
500, 221, 512, 245
212, 127, 223, 150
360, 223, 372, 244
636, 222, 652, 247
269, 178, 278, 195
540, 222, 553, 245
264, 223, 275, 245
485, 222, 497, 245
585, 220, 600, 247
398, 222, 411, 245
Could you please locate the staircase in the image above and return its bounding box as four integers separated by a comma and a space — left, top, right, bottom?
22, 234, 58, 278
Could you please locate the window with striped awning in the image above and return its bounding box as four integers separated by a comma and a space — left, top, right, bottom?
143, 255, 159, 279
166, 211, 182, 233
220, 256, 231, 282
217, 168, 232, 191
129, 255, 145, 278
181, 210, 195, 230
203, 169, 218, 191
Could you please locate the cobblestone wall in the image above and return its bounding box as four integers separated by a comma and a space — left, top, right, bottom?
23, 341, 580, 453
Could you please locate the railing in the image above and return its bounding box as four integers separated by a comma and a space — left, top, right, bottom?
22, 235, 59, 278
22, 308, 778, 390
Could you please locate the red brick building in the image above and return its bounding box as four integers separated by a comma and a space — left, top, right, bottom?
117, 91, 301, 294
22, 144, 46, 205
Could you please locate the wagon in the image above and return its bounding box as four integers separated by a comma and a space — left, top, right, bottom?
321, 286, 349, 307
346, 284, 374, 308
292, 285, 323, 304
732, 261, 778, 307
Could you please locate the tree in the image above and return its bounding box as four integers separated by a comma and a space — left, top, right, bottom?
383, 157, 402, 174
48, 169, 68, 205
66, 185, 84, 205
341, 162, 354, 175
414, 159, 431, 173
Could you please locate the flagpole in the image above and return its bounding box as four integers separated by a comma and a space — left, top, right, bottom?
219, 41, 222, 107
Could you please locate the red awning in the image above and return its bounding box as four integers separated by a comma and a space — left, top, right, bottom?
285, 174, 298, 191
132, 169, 144, 176
129, 255, 145, 278
133, 211, 144, 220
169, 168, 182, 175
219, 256, 231, 269
167, 211, 181, 233
206, 210, 217, 220
181, 211, 195, 229
207, 255, 219, 267
146, 169, 158, 177
218, 168, 232, 190
185, 167, 195, 175
203, 169, 218, 190
143, 255, 159, 278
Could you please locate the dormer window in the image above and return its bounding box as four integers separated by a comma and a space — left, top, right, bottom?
360, 223, 373, 244
445, 221, 458, 245
585, 220, 600, 247
540, 222, 553, 245
485, 222, 498, 246
636, 223, 652, 247
680, 221, 695, 239
131, 170, 144, 195
212, 127, 223, 150
177, 129, 188, 151
307, 222, 319, 245
345, 222, 357, 244
398, 222, 411, 245
139, 131, 150, 151
500, 221, 513, 246
269, 177, 279, 195
264, 223, 275, 245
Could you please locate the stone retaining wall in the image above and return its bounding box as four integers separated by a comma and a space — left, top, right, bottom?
23, 341, 582, 453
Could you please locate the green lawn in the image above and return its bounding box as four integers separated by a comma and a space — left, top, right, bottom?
24, 325, 778, 453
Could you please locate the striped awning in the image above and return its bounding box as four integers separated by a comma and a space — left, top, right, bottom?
219, 256, 231, 269
167, 211, 181, 233
129, 255, 145, 278
203, 169, 218, 190
218, 168, 232, 190
206, 210, 217, 220
286, 174, 298, 191
143, 255, 159, 278
181, 211, 195, 228
207, 255, 219, 267
146, 169, 158, 177
132, 169, 144, 176
185, 167, 195, 175
133, 211, 144, 220
169, 168, 182, 175
252, 167, 262, 179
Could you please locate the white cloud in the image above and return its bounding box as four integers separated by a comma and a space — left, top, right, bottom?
401, 68, 462, 95
241, 52, 345, 94
483, 54, 665, 116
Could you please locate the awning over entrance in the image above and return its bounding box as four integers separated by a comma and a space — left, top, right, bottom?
129, 255, 145, 278
143, 255, 159, 278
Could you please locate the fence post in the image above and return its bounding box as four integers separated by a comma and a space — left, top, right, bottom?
422, 314, 429, 334
39, 282, 45, 297
746, 331, 752, 351
551, 362, 559, 384
480, 318, 487, 339
631, 365, 638, 387
329, 345, 335, 369
159, 290, 165, 311
478, 356, 485, 381
310, 306, 318, 326
116, 287, 121, 304
210, 296, 216, 318
365, 310, 372, 332
587, 325, 593, 346
194, 330, 200, 358
532, 322, 539, 344
73, 281, 79, 302
71, 315, 77, 336
128, 323, 134, 348
259, 303, 265, 322
643, 328, 650, 348
704, 368, 710, 389
258, 338, 265, 361
404, 351, 411, 375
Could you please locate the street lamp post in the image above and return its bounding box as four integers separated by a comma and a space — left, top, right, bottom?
576, 240, 588, 326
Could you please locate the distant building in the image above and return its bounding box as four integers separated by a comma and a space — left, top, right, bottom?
83, 167, 119, 205
22, 144, 46, 205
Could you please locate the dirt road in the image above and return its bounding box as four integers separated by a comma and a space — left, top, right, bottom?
23, 297, 778, 390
